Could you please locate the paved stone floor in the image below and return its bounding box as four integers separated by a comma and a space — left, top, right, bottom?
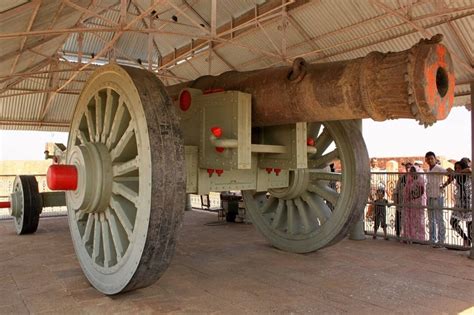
1, 210, 474, 314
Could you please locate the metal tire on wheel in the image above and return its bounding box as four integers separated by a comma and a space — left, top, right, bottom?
10, 175, 41, 235
243, 121, 369, 253
67, 64, 185, 295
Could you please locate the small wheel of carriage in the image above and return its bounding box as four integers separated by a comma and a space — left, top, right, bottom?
64, 64, 185, 295
243, 120, 370, 253
10, 175, 42, 235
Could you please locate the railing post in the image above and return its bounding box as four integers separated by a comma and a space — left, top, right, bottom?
349, 119, 366, 241
470, 81, 473, 259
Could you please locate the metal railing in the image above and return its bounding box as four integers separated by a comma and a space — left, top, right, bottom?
189, 192, 222, 210
0, 175, 67, 220
2, 171, 471, 252
365, 171, 472, 250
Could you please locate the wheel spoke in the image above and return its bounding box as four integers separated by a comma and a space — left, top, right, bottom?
271, 199, 285, 229
95, 93, 103, 142
100, 214, 113, 268
286, 200, 295, 235
102, 90, 115, 143
314, 128, 332, 157
308, 170, 342, 182
307, 182, 339, 206
106, 101, 126, 149
113, 156, 139, 177
76, 209, 86, 221
307, 122, 322, 138
77, 130, 87, 145
112, 182, 139, 206
110, 121, 135, 161
92, 214, 102, 263
110, 196, 133, 238
105, 207, 125, 259
82, 213, 94, 244
310, 149, 339, 168
85, 108, 96, 142
294, 197, 311, 233
301, 192, 331, 224
260, 196, 277, 214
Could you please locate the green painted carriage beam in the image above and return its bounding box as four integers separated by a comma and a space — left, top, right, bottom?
41, 191, 66, 208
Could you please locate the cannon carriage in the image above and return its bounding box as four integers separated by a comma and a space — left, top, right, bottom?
1, 37, 455, 295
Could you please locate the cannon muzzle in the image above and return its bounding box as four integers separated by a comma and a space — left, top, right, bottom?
167, 35, 454, 126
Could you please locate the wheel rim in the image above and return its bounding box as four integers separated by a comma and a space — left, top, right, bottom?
67, 64, 185, 294
11, 177, 25, 233
11, 176, 41, 235
243, 121, 369, 253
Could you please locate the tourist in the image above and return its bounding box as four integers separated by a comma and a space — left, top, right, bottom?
425, 151, 447, 247
373, 188, 388, 240
402, 165, 426, 242
393, 161, 412, 238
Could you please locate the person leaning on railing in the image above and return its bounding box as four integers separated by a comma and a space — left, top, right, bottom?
393, 162, 413, 239
442, 160, 472, 247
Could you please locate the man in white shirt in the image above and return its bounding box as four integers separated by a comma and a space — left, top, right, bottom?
425, 151, 447, 246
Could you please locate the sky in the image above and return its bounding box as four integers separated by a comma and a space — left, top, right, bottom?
0, 106, 471, 161
362, 106, 471, 160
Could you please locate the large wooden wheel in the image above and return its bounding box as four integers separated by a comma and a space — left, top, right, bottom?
243, 121, 369, 253
66, 64, 185, 295
10, 175, 41, 235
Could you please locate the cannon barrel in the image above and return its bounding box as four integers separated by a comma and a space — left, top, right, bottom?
167, 36, 454, 126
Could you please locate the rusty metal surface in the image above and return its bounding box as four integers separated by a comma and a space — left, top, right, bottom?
166, 36, 455, 127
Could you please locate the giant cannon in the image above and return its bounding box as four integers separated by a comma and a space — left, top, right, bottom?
1, 36, 454, 294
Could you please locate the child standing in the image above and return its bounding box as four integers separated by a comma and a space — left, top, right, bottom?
373, 188, 389, 240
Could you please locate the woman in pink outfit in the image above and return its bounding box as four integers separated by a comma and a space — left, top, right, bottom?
402, 165, 426, 241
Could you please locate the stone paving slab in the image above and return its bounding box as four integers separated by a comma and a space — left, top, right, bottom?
1, 210, 473, 314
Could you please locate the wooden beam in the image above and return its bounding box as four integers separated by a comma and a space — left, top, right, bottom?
85, 32, 189, 81
0, 59, 52, 94
40, 0, 167, 121
0, 27, 123, 39
370, 0, 474, 73
130, 0, 164, 69
64, 0, 118, 27
166, 0, 211, 34
9, 0, 42, 75
28, 48, 76, 68
288, 10, 474, 61
0, 67, 95, 81
159, 0, 305, 69
447, 21, 474, 66
0, 119, 70, 128
38, 58, 61, 120
257, 20, 283, 56
0, 1, 38, 20
0, 90, 80, 98
48, 1, 65, 30
211, 0, 217, 37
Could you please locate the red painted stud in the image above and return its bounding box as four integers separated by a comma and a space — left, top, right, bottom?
0, 201, 11, 209
215, 147, 225, 153
307, 137, 315, 146
265, 168, 273, 174
47, 164, 78, 191
274, 168, 281, 176
179, 90, 192, 111
210, 126, 222, 138
207, 169, 214, 177
216, 169, 224, 176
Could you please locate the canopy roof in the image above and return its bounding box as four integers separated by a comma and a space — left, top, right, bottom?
0, 0, 472, 131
